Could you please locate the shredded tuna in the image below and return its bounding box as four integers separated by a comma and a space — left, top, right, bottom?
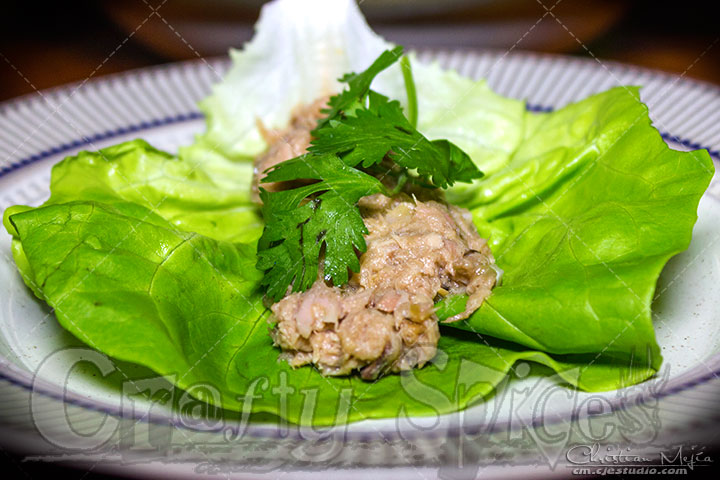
254, 98, 498, 380
252, 96, 329, 202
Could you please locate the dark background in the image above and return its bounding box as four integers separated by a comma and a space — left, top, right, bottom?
0, 0, 718, 477
1, 0, 718, 103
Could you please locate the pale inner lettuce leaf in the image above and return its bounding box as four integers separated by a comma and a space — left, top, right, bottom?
189, 0, 531, 235
192, 0, 525, 175
413, 60, 526, 178
196, 0, 400, 160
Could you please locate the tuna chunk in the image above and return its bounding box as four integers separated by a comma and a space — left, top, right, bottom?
357, 193, 497, 322
255, 98, 498, 380
252, 96, 329, 202
271, 280, 440, 379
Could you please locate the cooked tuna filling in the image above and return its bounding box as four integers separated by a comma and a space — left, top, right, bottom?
255, 99, 498, 380
252, 96, 329, 202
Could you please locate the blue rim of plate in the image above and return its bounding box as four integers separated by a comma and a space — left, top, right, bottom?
0, 104, 719, 441
0, 106, 718, 181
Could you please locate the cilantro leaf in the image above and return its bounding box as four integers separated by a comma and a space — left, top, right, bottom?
256, 47, 483, 299
257, 154, 385, 300
314, 45, 404, 129
311, 91, 482, 188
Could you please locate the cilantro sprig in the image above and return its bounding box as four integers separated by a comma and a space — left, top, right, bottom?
256, 46, 483, 300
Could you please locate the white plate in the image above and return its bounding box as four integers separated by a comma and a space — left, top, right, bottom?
1, 51, 719, 477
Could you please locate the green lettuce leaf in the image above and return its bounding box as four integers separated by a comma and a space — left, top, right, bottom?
8, 197, 643, 425
6, 139, 263, 244
2, 0, 713, 426
451, 87, 713, 377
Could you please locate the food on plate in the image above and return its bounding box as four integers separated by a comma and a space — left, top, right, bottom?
271, 191, 498, 379
1, 0, 714, 425
252, 50, 498, 378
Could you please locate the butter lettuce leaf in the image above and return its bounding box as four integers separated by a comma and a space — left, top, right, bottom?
451, 87, 714, 377
8, 197, 638, 425
6, 139, 263, 244
194, 0, 401, 160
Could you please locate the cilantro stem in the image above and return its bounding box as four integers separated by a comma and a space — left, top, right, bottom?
400, 55, 418, 129
390, 171, 408, 195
